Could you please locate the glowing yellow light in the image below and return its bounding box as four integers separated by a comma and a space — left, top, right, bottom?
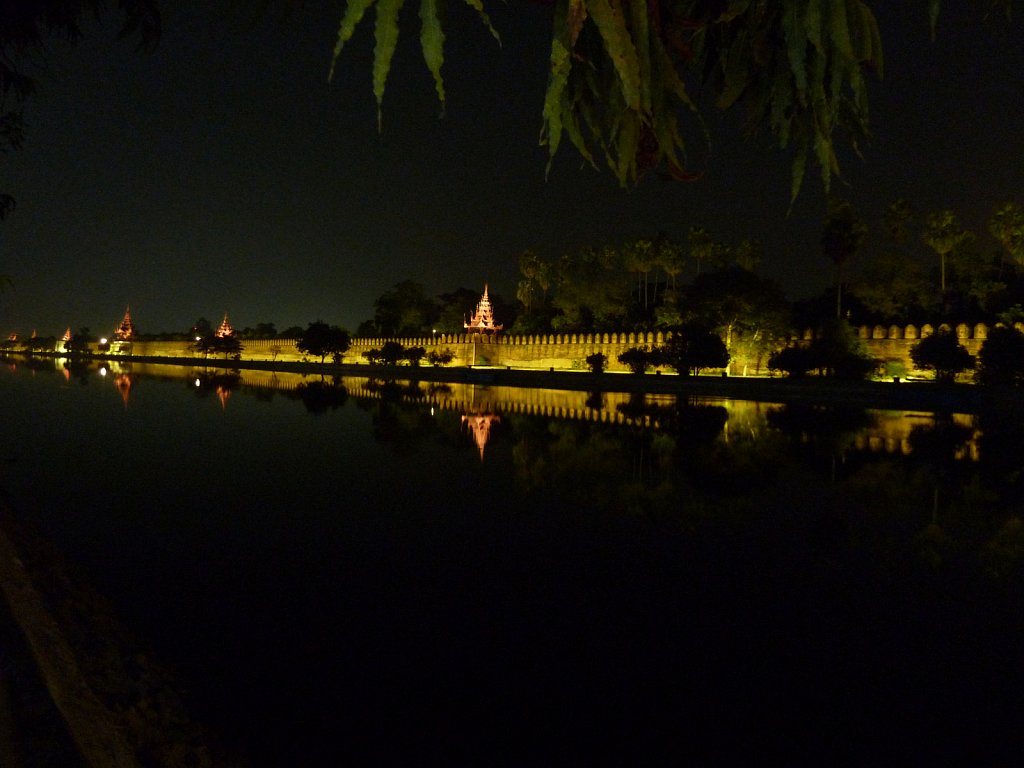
99, 337, 108, 345
195, 378, 201, 387
99, 367, 107, 377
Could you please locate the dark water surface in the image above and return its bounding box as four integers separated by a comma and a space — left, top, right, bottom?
2, 359, 1023, 764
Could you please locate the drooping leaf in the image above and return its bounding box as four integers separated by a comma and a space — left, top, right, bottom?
329, 0, 378, 82
855, 0, 883, 76
629, 0, 652, 113
782, 1, 808, 98
541, 37, 573, 172
612, 112, 639, 185
460, 0, 500, 44
804, 0, 824, 52
419, 0, 446, 104
566, 0, 588, 47
587, 0, 641, 110
372, 0, 404, 128
652, 32, 696, 114
928, 0, 942, 40
827, 0, 854, 62
716, 27, 752, 109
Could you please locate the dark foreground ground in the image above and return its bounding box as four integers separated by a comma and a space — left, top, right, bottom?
4, 486, 1024, 767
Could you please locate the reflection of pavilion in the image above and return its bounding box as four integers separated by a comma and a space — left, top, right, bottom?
217, 385, 232, 410
114, 373, 135, 409
462, 412, 500, 461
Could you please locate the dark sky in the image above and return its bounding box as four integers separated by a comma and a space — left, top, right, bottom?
2, 2, 1022, 336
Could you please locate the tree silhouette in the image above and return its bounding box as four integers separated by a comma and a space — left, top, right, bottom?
296, 321, 351, 365
989, 202, 1024, 268
976, 325, 1024, 387
191, 334, 243, 360
372, 280, 437, 337
660, 324, 729, 377
910, 328, 975, 383
617, 346, 654, 375
64, 326, 92, 355
683, 266, 790, 371
426, 348, 455, 367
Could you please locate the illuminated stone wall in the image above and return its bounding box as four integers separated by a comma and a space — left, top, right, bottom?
121, 338, 307, 361
73, 321, 1021, 376
350, 332, 672, 373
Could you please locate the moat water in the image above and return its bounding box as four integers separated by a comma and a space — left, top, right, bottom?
1, 358, 1023, 764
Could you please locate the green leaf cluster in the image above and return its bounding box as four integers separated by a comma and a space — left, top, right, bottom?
538, 0, 884, 195
697, 0, 882, 202
328, 0, 498, 127
540, 0, 700, 185
326, 1, 1015, 201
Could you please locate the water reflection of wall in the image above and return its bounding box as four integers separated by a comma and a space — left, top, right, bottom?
851, 411, 979, 460
11, 357, 981, 460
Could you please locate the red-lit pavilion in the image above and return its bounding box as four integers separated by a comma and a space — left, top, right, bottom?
113, 306, 136, 340
464, 285, 503, 336
215, 313, 235, 338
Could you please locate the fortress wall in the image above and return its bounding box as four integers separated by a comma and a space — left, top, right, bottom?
71, 321, 1022, 376
123, 338, 306, 361
351, 332, 669, 372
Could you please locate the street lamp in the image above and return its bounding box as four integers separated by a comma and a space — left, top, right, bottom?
432, 328, 437, 344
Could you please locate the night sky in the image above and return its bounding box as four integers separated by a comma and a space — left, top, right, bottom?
2, 2, 1022, 336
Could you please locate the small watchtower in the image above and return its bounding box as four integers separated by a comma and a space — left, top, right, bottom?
464, 285, 503, 336
113, 306, 136, 340
215, 312, 235, 338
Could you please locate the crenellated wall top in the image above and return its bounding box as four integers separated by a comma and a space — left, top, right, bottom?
348, 331, 666, 347
346, 323, 1024, 349
844, 322, 1022, 342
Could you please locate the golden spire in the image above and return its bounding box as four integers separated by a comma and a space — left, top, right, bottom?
215, 312, 235, 338
464, 284, 503, 335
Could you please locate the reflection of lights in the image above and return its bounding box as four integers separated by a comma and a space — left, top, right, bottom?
431, 406, 435, 416
99, 366, 107, 377
195, 378, 201, 387
114, 373, 133, 409
217, 385, 231, 410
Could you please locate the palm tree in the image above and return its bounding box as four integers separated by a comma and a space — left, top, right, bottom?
621, 238, 655, 309
656, 238, 686, 293
922, 209, 970, 294
820, 198, 867, 319
688, 226, 714, 276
